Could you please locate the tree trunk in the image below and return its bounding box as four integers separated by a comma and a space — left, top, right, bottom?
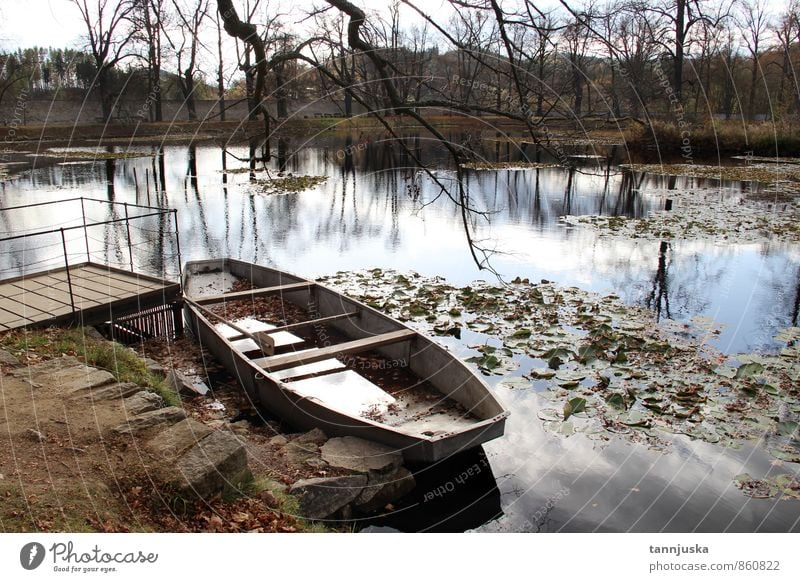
674, 0, 685, 105
184, 69, 197, 120
217, 15, 226, 121
748, 59, 758, 121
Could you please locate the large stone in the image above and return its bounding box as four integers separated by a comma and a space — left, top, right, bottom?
289, 475, 368, 520
56, 366, 117, 393
281, 441, 320, 466
10, 356, 82, 378
112, 406, 186, 435
175, 430, 250, 498
148, 418, 213, 459
144, 358, 165, 377
354, 466, 416, 513
320, 436, 403, 473
0, 349, 20, 367
166, 369, 208, 397
124, 391, 163, 415
292, 428, 328, 446
82, 382, 142, 401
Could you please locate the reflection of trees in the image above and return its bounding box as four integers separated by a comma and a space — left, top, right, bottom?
645, 241, 671, 321
792, 268, 800, 327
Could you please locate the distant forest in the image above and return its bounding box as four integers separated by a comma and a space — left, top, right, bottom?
1, 0, 799, 125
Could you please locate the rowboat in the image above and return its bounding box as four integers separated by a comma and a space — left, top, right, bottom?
182, 258, 508, 462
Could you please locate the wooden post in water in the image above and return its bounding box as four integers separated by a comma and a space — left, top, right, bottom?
665, 199, 673, 211
133, 167, 140, 202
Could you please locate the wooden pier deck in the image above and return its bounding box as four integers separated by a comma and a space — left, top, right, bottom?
0, 262, 181, 331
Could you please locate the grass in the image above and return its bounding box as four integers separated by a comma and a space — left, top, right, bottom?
243, 477, 330, 533
0, 327, 179, 406
627, 120, 800, 157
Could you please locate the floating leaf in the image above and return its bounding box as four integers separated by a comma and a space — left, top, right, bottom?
529, 368, 556, 379
777, 421, 799, 438
563, 397, 587, 421
713, 366, 737, 379
736, 362, 764, 379
605, 393, 626, 410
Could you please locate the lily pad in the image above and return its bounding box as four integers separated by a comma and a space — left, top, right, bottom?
563, 397, 587, 421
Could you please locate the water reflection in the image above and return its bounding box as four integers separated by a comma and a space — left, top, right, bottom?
2, 136, 799, 532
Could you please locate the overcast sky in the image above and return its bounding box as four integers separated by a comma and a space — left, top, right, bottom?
0, 0, 792, 53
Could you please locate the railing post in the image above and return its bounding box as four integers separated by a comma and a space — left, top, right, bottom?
123, 202, 134, 272
80, 197, 90, 263
173, 209, 182, 280
60, 228, 76, 313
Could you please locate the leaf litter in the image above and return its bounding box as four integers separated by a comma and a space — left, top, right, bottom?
561, 187, 800, 243
319, 269, 800, 498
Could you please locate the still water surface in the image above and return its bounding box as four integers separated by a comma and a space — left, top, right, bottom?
1, 136, 798, 531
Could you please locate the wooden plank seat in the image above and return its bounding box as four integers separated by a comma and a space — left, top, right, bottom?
214, 318, 305, 355
254, 329, 416, 372
194, 281, 313, 305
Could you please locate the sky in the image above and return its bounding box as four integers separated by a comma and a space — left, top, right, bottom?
0, 0, 792, 53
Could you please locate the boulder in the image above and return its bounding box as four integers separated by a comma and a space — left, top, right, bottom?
176, 430, 250, 498
320, 436, 403, 473
0, 349, 20, 367
11, 355, 82, 378
82, 382, 142, 401
148, 418, 213, 459
124, 391, 163, 415
281, 441, 320, 466
143, 358, 165, 377
354, 466, 415, 513
58, 367, 117, 393
112, 406, 186, 435
269, 435, 288, 447
165, 369, 208, 396
289, 475, 368, 520
292, 428, 328, 446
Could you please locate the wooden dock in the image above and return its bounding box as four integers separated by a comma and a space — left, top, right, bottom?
0, 262, 181, 332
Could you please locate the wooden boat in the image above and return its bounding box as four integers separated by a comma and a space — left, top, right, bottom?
182, 258, 508, 462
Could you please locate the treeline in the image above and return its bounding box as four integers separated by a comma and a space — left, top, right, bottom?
2, 0, 800, 128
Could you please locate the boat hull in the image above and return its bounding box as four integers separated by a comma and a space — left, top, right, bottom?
183, 258, 508, 463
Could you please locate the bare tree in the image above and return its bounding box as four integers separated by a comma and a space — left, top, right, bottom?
133, 0, 166, 121
165, 0, 209, 120
739, 0, 770, 120
69, 0, 137, 121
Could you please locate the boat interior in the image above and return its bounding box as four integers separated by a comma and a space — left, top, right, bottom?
183, 261, 505, 435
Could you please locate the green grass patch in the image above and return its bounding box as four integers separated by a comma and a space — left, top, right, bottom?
0, 327, 178, 406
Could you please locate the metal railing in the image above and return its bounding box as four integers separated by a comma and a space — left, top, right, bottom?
0, 197, 182, 315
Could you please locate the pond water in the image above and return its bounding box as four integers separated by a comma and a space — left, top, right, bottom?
1, 134, 798, 532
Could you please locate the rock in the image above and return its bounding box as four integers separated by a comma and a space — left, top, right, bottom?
143, 358, 165, 376
229, 420, 250, 435
281, 441, 320, 466
84, 327, 106, 340
176, 430, 250, 498
165, 369, 208, 396
26, 428, 46, 442
354, 466, 416, 513
57, 366, 117, 393
292, 428, 328, 446
147, 418, 213, 459
0, 349, 20, 367
289, 475, 368, 520
112, 406, 186, 435
10, 356, 81, 378
269, 435, 288, 447
305, 457, 328, 470
124, 391, 163, 415
82, 382, 142, 401
320, 436, 403, 473
359, 525, 402, 533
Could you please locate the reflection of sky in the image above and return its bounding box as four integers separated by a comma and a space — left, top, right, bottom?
4, 142, 796, 354
3, 141, 800, 532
